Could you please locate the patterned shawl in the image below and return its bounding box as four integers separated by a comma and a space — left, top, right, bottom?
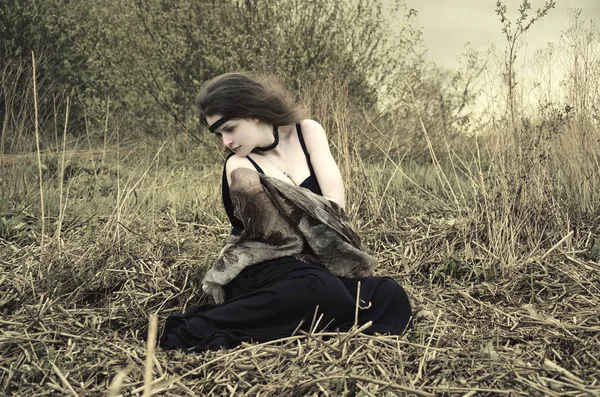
202, 168, 376, 303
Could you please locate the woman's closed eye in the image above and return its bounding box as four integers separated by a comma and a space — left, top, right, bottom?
215, 126, 234, 138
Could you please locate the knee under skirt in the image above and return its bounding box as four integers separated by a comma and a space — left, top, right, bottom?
159, 256, 412, 352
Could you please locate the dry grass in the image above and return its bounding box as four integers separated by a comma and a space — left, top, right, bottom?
1, 121, 599, 395
2, 22, 600, 392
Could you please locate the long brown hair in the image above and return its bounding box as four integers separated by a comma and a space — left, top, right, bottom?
197, 73, 305, 128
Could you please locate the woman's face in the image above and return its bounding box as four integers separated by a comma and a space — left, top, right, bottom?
206, 115, 266, 157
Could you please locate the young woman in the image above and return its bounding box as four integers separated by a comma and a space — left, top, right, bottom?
159, 73, 411, 352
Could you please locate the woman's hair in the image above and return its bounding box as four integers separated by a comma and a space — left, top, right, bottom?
197, 73, 305, 128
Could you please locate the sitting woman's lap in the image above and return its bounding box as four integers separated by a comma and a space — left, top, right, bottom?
159, 257, 411, 352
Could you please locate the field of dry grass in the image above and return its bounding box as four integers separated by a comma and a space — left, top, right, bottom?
2, 7, 600, 392
1, 97, 599, 395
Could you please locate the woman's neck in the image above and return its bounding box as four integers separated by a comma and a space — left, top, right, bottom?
266, 124, 293, 157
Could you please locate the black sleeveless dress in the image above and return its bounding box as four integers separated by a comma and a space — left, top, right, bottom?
222, 124, 323, 235
159, 124, 412, 352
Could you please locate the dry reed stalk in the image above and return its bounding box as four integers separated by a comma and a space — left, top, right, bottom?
540, 230, 574, 260
354, 280, 361, 327
416, 311, 440, 382
51, 362, 78, 396
101, 96, 110, 168
143, 314, 158, 397
0, 68, 9, 161
82, 106, 99, 178
116, 102, 122, 246
30, 52, 46, 254
108, 363, 134, 397
55, 96, 70, 247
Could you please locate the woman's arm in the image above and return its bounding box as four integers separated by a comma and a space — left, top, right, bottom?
225, 155, 256, 186
300, 119, 346, 209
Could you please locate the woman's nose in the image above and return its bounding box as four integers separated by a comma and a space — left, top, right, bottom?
222, 135, 233, 147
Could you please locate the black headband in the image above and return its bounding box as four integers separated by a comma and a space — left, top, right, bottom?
208, 117, 280, 152
208, 117, 228, 133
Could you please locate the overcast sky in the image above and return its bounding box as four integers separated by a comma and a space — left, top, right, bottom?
402, 0, 600, 70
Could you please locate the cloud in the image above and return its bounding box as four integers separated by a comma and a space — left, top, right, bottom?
399, 0, 600, 69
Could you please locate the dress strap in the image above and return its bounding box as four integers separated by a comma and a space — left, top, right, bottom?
245, 156, 265, 174
296, 123, 317, 177
296, 123, 310, 158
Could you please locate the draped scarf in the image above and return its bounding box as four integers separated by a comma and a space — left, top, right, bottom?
202, 168, 376, 303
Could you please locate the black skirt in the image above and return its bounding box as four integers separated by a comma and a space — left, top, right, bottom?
159, 256, 411, 352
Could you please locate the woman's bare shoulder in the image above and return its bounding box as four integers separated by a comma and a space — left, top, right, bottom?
299, 119, 328, 149
226, 154, 251, 167
225, 155, 256, 184
300, 119, 325, 133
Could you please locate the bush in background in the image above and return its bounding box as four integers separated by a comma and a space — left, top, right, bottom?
1, 0, 424, 144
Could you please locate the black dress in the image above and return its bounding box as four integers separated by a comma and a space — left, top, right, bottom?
159, 124, 412, 352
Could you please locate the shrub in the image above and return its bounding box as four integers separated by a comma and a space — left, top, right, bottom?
1, 0, 423, 140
